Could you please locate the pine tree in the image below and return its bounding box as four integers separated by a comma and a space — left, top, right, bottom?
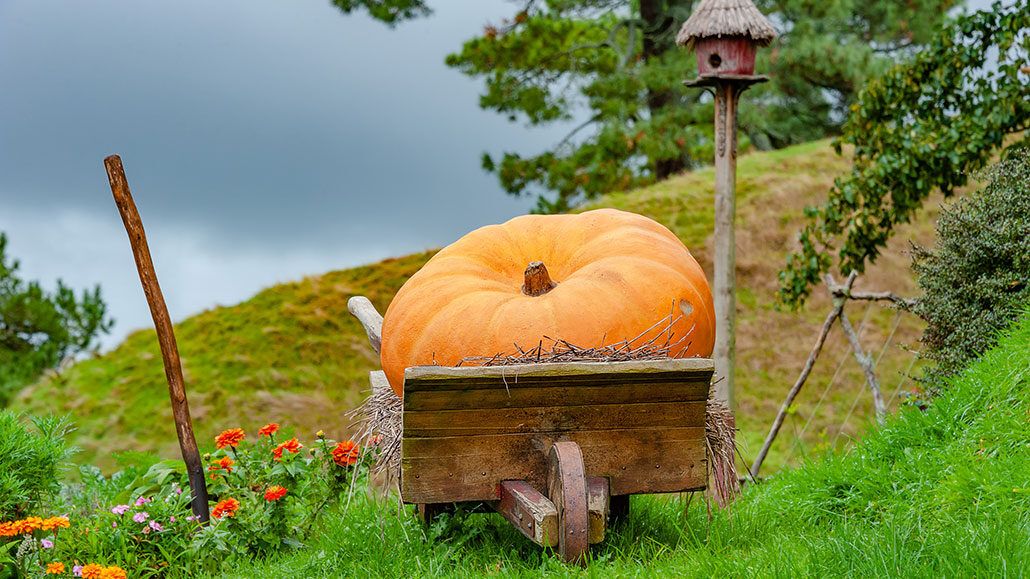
0, 233, 112, 405
329, 0, 961, 211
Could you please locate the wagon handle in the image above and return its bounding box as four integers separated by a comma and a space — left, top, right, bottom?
348, 296, 383, 354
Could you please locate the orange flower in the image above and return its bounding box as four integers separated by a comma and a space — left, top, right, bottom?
207, 455, 234, 474
272, 438, 303, 460
211, 497, 240, 519
99, 566, 128, 579
41, 516, 70, 531
81, 564, 104, 579
45, 562, 65, 574
258, 423, 279, 437
331, 441, 360, 467
264, 486, 288, 501
0, 521, 15, 537
215, 428, 245, 449
11, 517, 43, 534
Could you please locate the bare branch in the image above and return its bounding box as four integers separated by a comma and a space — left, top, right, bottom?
842, 290, 916, 309
555, 114, 602, 151
838, 307, 887, 423
826, 273, 887, 424
826, 277, 916, 309
749, 271, 857, 478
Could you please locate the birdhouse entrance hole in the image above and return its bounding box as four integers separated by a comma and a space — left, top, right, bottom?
695, 37, 757, 76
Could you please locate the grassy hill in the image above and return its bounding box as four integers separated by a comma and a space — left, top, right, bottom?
13, 139, 942, 471
212, 312, 1030, 578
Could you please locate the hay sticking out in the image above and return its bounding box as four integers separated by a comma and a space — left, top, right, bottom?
458, 311, 693, 366
704, 393, 741, 505
347, 371, 403, 494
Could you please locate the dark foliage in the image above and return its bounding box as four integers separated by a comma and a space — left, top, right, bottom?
911, 151, 1030, 385
329, 0, 430, 25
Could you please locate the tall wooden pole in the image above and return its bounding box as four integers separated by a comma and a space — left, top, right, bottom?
712, 82, 739, 413
104, 155, 211, 523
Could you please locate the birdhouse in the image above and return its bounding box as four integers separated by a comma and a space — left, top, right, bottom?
676, 0, 777, 77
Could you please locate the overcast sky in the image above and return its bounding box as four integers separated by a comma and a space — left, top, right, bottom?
1, 0, 576, 348
0, 0, 996, 350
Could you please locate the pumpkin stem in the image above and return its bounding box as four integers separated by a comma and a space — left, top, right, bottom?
523, 261, 557, 296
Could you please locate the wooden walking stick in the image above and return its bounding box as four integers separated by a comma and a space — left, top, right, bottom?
104, 155, 210, 523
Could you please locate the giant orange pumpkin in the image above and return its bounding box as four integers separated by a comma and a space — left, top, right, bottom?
379, 208, 715, 395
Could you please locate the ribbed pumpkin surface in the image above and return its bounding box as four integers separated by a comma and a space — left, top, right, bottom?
379, 208, 715, 395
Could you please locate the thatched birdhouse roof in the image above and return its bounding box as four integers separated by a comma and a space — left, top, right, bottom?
676, 0, 777, 49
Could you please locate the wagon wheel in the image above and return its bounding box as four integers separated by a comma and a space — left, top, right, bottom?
546, 441, 589, 565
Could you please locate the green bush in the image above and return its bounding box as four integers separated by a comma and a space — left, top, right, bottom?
911, 149, 1030, 385
0, 411, 73, 521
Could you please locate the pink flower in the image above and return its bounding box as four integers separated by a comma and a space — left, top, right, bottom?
134, 496, 151, 506
40, 539, 54, 549
73, 565, 83, 577
170, 516, 176, 522
133, 512, 149, 523
111, 504, 130, 515
185, 515, 198, 522
149, 520, 164, 532
112, 522, 118, 528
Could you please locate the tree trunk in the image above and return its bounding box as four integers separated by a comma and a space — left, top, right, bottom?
639, 0, 691, 180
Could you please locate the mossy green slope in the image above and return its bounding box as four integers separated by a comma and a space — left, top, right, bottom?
15, 252, 435, 467
15, 139, 939, 471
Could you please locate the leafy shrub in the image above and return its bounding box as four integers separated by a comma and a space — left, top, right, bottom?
0, 411, 73, 521
911, 149, 1030, 385
1, 423, 369, 578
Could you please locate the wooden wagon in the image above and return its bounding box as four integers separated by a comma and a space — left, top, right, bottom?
349, 297, 713, 564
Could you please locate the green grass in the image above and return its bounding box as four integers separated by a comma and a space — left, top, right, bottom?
13, 138, 942, 472
212, 311, 1030, 578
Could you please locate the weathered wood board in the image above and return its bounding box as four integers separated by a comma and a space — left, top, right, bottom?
401, 359, 712, 504
495, 480, 559, 547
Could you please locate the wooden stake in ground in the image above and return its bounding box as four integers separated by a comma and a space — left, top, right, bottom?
104, 155, 210, 523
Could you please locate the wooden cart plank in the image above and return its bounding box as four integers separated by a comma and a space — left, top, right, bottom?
403, 427, 705, 458
404, 400, 706, 437
405, 380, 709, 412
401, 428, 706, 504
403, 359, 714, 392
